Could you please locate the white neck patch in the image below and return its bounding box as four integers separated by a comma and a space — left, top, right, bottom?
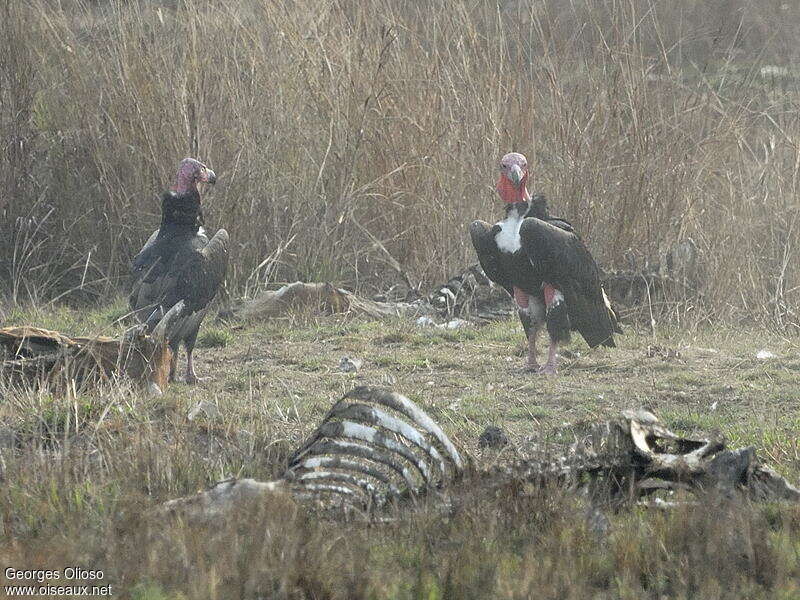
495, 212, 523, 254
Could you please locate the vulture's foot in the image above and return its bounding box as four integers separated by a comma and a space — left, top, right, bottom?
522, 360, 541, 372
537, 362, 558, 376
185, 373, 208, 385
538, 342, 558, 376
185, 350, 206, 384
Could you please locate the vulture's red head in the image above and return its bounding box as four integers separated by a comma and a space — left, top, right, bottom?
173, 158, 217, 195
496, 152, 530, 204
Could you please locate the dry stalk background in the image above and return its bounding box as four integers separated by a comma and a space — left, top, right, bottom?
1, 0, 799, 329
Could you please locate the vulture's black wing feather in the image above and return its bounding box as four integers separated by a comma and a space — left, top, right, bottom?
160, 230, 229, 313
519, 217, 618, 348
129, 229, 227, 334
526, 193, 575, 233
469, 220, 513, 296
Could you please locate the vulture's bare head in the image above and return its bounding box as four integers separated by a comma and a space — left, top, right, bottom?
496, 152, 530, 204
173, 157, 216, 195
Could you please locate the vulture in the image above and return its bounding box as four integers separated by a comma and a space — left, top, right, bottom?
129, 157, 228, 384
470, 152, 619, 375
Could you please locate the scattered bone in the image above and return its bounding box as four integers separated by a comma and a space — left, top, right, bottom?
337, 356, 363, 373
444, 319, 471, 329
415, 316, 437, 328
415, 316, 471, 330
646, 345, 681, 360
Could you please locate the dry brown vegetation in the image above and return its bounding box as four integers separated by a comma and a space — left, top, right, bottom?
1, 308, 799, 598
2, 1, 800, 598
1, 0, 799, 328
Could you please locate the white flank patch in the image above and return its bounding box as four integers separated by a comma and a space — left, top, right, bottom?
527, 297, 546, 323
601, 287, 613, 311
198, 226, 206, 237
495, 213, 523, 253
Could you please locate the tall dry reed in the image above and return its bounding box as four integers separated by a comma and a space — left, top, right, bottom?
1, 0, 799, 328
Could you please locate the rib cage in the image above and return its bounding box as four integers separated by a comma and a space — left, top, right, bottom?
285, 386, 463, 511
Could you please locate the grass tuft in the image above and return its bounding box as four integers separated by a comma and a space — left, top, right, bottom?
196, 328, 233, 348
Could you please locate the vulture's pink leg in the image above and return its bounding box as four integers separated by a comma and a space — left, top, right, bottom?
540, 282, 563, 375
539, 342, 559, 376
542, 283, 558, 306
185, 349, 205, 384
513, 286, 541, 371
526, 322, 542, 371
513, 286, 529, 309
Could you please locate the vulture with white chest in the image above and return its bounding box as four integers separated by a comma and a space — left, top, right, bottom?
470, 152, 620, 374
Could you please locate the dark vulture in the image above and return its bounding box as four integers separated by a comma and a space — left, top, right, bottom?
470, 152, 620, 375
129, 157, 228, 384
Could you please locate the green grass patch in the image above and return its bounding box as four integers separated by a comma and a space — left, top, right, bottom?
197, 328, 234, 348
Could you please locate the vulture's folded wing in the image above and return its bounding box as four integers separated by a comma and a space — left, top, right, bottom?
519, 218, 618, 347
161, 229, 229, 314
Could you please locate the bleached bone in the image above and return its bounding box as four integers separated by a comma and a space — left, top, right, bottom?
286, 386, 464, 509
153, 387, 465, 524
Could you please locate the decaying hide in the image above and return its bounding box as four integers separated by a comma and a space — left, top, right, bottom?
223, 281, 432, 322
155, 388, 798, 526
0, 302, 184, 395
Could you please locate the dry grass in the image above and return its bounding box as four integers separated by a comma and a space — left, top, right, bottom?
2, 1, 800, 596
0, 0, 799, 328
1, 304, 799, 597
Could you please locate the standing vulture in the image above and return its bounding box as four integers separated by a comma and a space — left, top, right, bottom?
470, 152, 619, 375
129, 157, 228, 384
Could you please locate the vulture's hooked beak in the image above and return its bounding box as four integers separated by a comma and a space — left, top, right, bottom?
508, 164, 524, 188
202, 168, 217, 184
